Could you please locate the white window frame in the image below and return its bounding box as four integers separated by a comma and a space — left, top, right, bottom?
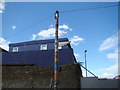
58, 46, 62, 49
13, 47, 19, 52
40, 44, 47, 50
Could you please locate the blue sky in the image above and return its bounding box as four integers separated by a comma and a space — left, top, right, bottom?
0, 1, 119, 78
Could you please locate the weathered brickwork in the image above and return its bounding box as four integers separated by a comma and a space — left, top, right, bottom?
2, 63, 82, 89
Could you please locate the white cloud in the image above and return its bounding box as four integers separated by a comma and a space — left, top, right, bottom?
49, 25, 53, 28
99, 34, 118, 51
96, 63, 118, 78
107, 50, 118, 60
37, 28, 54, 38
96, 32, 119, 78
59, 24, 72, 31
32, 24, 72, 39
100, 51, 118, 78
102, 73, 115, 78
105, 63, 118, 72
0, 0, 5, 13
0, 38, 10, 51
11, 25, 16, 30
32, 34, 37, 40
37, 28, 67, 39
74, 53, 80, 57
70, 36, 84, 45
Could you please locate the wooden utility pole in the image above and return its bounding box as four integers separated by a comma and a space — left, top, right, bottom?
54, 10, 59, 90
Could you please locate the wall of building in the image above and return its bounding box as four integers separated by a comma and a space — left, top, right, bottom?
9, 43, 69, 52
9, 38, 69, 52
3, 48, 75, 66
81, 77, 118, 89
2, 63, 82, 89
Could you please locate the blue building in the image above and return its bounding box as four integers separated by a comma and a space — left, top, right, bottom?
9, 38, 70, 52
2, 38, 77, 66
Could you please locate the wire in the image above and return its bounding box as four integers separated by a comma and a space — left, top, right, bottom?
4, 15, 53, 39
3, 4, 119, 39
60, 4, 119, 13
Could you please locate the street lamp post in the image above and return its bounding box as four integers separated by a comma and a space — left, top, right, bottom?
85, 50, 87, 77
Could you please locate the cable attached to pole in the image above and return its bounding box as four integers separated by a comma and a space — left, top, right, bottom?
60, 4, 119, 13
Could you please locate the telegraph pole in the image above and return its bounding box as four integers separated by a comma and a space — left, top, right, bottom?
54, 10, 59, 89
85, 50, 87, 77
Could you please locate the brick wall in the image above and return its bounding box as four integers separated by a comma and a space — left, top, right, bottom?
2, 63, 82, 89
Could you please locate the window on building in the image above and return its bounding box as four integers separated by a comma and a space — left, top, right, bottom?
40, 44, 47, 50
58, 46, 62, 49
13, 47, 19, 52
